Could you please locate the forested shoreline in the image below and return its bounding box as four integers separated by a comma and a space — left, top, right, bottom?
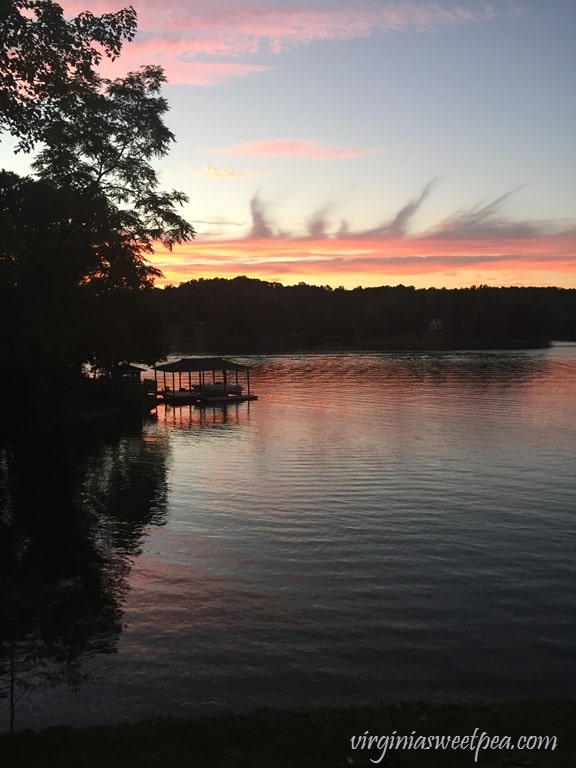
148, 278, 576, 354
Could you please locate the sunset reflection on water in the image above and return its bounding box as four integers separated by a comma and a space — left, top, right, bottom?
5, 346, 576, 731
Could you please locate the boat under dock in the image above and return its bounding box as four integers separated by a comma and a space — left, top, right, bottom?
154, 357, 258, 407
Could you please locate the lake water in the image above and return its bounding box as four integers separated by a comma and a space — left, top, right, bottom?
2, 346, 576, 731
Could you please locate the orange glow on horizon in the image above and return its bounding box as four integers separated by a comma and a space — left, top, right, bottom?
149, 232, 576, 290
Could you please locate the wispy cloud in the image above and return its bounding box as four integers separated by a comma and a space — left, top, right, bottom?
98, 44, 270, 86
307, 203, 335, 238
236, 183, 574, 245
193, 218, 246, 226
424, 189, 552, 240
151, 184, 576, 287
249, 192, 275, 238
192, 165, 260, 179
336, 179, 437, 239
208, 139, 380, 159
62, 0, 503, 85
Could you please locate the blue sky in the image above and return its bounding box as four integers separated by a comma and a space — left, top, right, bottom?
2, 0, 575, 288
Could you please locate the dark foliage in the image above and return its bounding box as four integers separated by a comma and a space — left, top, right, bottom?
0, 2, 194, 400
0, 170, 167, 394
0, 0, 137, 151
32, 64, 195, 253
154, 277, 576, 353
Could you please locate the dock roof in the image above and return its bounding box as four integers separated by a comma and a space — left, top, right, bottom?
154, 357, 249, 373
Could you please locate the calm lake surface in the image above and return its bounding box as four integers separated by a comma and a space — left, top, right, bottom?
2, 346, 576, 731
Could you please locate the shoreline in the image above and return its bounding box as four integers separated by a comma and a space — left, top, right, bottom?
2, 699, 575, 766
195, 338, 558, 356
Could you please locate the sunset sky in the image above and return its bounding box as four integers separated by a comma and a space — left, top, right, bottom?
2, 0, 575, 289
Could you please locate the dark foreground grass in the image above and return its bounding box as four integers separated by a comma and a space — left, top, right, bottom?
1, 700, 574, 767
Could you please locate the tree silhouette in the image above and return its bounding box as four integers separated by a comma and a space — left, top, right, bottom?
0, 5, 194, 391
0, 170, 168, 389
32, 65, 195, 259
0, 0, 137, 151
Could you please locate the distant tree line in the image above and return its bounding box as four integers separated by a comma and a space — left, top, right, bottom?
152, 277, 576, 353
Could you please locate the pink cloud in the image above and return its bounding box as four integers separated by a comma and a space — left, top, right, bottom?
60, 1, 501, 85
64, 2, 494, 43
97, 40, 270, 85
207, 139, 380, 159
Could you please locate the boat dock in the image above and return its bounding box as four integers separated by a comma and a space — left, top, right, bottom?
154, 357, 257, 406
